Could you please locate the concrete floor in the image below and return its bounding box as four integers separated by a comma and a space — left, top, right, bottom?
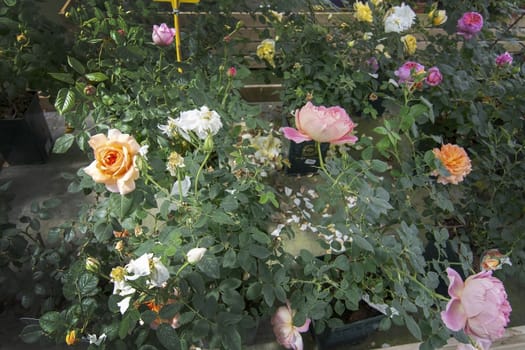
1, 112, 524, 350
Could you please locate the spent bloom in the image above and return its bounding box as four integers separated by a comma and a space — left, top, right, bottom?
167, 151, 185, 176
425, 66, 443, 86
281, 102, 358, 145
271, 302, 311, 350
152, 23, 176, 46
441, 268, 511, 348
384, 3, 416, 33
432, 143, 472, 185
83, 129, 140, 195
394, 61, 425, 84
256, 39, 276, 67
480, 249, 512, 272
401, 34, 417, 55
457, 12, 483, 39
354, 2, 373, 23
495, 52, 513, 67
175, 106, 223, 141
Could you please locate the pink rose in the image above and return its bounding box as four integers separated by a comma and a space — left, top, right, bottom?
394, 61, 425, 84
441, 268, 511, 348
457, 12, 483, 39
281, 102, 358, 144
83, 129, 140, 195
152, 23, 176, 46
495, 52, 513, 67
271, 302, 311, 350
425, 66, 443, 86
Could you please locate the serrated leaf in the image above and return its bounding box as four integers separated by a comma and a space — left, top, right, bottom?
54, 88, 76, 115
19, 324, 43, 344
352, 234, 374, 252
221, 327, 241, 350
77, 273, 98, 297
156, 324, 181, 350
39, 311, 63, 334
67, 56, 85, 75
85, 72, 109, 82
405, 315, 422, 340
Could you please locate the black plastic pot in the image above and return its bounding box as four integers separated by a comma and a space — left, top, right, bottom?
0, 92, 53, 164
286, 140, 329, 176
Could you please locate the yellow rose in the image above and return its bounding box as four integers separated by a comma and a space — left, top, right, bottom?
256, 39, 276, 67
353, 1, 373, 23
84, 129, 140, 195
401, 34, 417, 55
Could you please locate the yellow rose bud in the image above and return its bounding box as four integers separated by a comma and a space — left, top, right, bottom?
16, 33, 27, 43
65, 330, 77, 346
428, 9, 447, 26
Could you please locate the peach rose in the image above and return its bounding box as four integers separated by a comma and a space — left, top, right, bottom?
84, 129, 140, 195
432, 143, 472, 185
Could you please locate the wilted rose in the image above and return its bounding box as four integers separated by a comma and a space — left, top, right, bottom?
457, 12, 483, 39
441, 268, 511, 348
271, 302, 311, 350
425, 66, 443, 86
432, 143, 472, 185
152, 23, 176, 46
83, 129, 140, 195
281, 102, 358, 144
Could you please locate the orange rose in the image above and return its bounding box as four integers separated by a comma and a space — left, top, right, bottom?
65, 330, 77, 346
84, 129, 140, 195
432, 143, 472, 185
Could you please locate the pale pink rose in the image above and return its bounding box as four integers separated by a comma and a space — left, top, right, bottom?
426, 66, 443, 86
441, 268, 511, 347
152, 23, 176, 46
271, 302, 311, 350
84, 129, 140, 195
495, 52, 513, 66
281, 102, 358, 144
457, 12, 483, 39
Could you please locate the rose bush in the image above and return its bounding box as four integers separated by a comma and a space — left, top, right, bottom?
5, 1, 523, 350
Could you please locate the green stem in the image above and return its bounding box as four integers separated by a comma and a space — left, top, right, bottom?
317, 142, 336, 183
194, 150, 212, 196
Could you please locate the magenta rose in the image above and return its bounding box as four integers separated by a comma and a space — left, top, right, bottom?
281, 102, 358, 144
457, 12, 483, 39
271, 302, 311, 350
394, 61, 425, 84
425, 66, 443, 86
495, 52, 513, 66
441, 268, 511, 348
152, 23, 176, 46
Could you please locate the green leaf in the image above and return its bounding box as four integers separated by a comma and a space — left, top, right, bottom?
19, 324, 43, 344
246, 283, 262, 300
48, 72, 75, 85
77, 273, 99, 297
85, 72, 109, 82
221, 327, 241, 350
248, 244, 271, 259
262, 284, 275, 306
4, 0, 17, 7
67, 56, 85, 75
333, 255, 349, 271
197, 255, 221, 279
39, 311, 64, 334
370, 159, 389, 173
54, 88, 76, 115
52, 133, 75, 154
405, 315, 422, 340
352, 234, 374, 252
94, 221, 113, 242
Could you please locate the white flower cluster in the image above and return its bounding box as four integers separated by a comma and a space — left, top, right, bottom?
384, 3, 416, 33
158, 106, 223, 141
110, 253, 170, 314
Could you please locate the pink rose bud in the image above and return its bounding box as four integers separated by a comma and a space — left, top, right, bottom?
281, 102, 358, 145
227, 66, 237, 77
152, 23, 176, 46
441, 267, 511, 348
495, 52, 513, 66
425, 66, 443, 86
457, 12, 483, 39
117, 29, 126, 36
